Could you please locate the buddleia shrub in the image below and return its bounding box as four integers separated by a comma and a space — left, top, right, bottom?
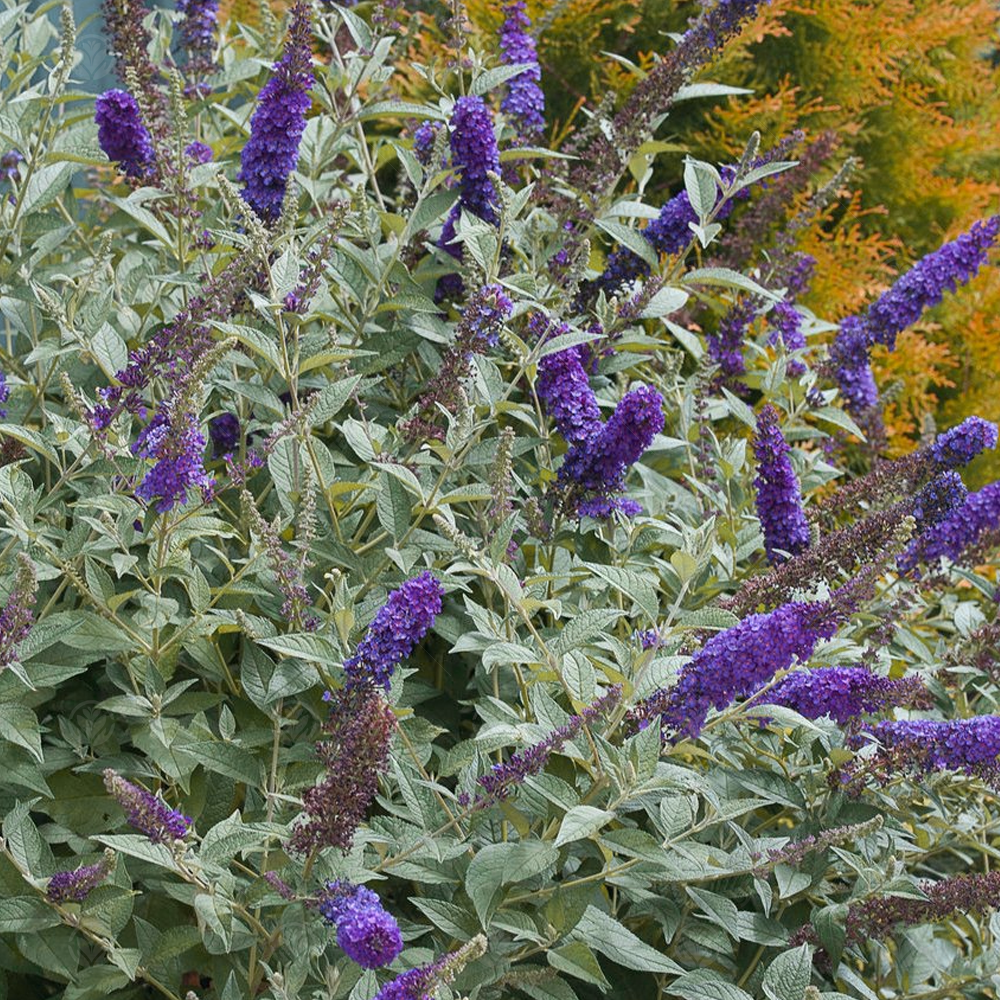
2, 2, 1000, 1000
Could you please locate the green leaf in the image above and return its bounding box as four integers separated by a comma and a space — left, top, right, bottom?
256, 633, 337, 664
94, 835, 180, 870
0, 703, 43, 762
377, 470, 411, 542
175, 741, 264, 785
667, 971, 755, 1000
21, 162, 74, 215
683, 158, 720, 225
465, 841, 558, 927
574, 906, 684, 974
595, 219, 659, 269
309, 374, 363, 424
0, 897, 61, 932
554, 807, 615, 848
551, 610, 622, 655
548, 941, 610, 990
763, 944, 814, 1000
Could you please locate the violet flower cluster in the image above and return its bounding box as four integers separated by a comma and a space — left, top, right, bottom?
132, 409, 214, 512
238, 1, 313, 222
103, 770, 190, 844
752, 404, 811, 565
447, 95, 501, 227
372, 936, 487, 1000
559, 385, 665, 517
175, 0, 219, 75
840, 716, 1000, 791
898, 480, 1000, 574
748, 666, 929, 726
94, 90, 156, 181
208, 412, 240, 458
909, 471, 968, 533
289, 682, 397, 854
0, 370, 9, 418
536, 345, 601, 444
318, 882, 403, 969
343, 571, 444, 690
767, 300, 806, 375
0, 554, 37, 673
930, 415, 998, 469
470, 686, 621, 807
628, 600, 842, 739
47, 851, 115, 903
831, 217, 1000, 415
793, 871, 1000, 949
498, 1, 545, 139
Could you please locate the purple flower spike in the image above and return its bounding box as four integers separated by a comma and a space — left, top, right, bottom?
899, 480, 1000, 574
95, 90, 156, 180
175, 0, 219, 72
628, 600, 842, 739
238, 1, 313, 222
208, 412, 240, 457
372, 937, 487, 1000
499, 1, 545, 139
866, 217, 1000, 351
103, 770, 190, 844
343, 571, 443, 690
47, 851, 115, 903
0, 554, 37, 673
931, 416, 999, 470
289, 684, 396, 854
842, 716, 1000, 791
319, 882, 403, 969
749, 666, 929, 726
0, 370, 9, 418
536, 347, 601, 444
830, 314, 880, 416
561, 385, 664, 492
449, 95, 501, 226
132, 409, 214, 512
910, 471, 968, 531
185, 140, 213, 164
768, 301, 806, 374
752, 404, 810, 565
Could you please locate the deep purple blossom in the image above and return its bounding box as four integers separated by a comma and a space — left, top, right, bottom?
412, 121, 443, 167
289, 683, 396, 854
708, 298, 755, 377
185, 140, 213, 164
319, 882, 403, 969
103, 770, 190, 843
561, 385, 664, 492
47, 852, 115, 903
498, 1, 545, 138
0, 554, 36, 673
843, 716, 1000, 789
628, 600, 842, 739
0, 370, 9, 417
930, 416, 998, 470
793, 871, 1000, 948
448, 96, 500, 226
208, 412, 240, 457
748, 666, 928, 726
576, 495, 643, 518
238, 1, 313, 222
866, 216, 1000, 351
536, 347, 601, 444
910, 471, 968, 531
752, 404, 810, 565
899, 480, 1000, 573
0, 150, 21, 183
372, 937, 487, 1000
175, 0, 218, 71
768, 300, 806, 374
830, 314, 880, 416
343, 571, 443, 690
132, 409, 214, 512
468, 283, 513, 347
95, 90, 155, 180
474, 687, 621, 807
